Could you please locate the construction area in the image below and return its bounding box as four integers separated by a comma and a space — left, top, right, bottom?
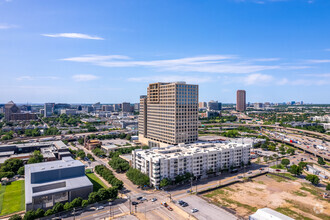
202, 174, 330, 220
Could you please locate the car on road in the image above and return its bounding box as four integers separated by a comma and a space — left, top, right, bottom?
237, 175, 243, 179
181, 202, 188, 207
191, 208, 198, 213
248, 171, 252, 174
151, 198, 157, 202
141, 197, 147, 201
132, 201, 138, 205
137, 197, 143, 200
167, 206, 173, 211
96, 206, 104, 210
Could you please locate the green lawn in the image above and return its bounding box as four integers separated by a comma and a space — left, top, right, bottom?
0, 180, 25, 216
86, 172, 107, 192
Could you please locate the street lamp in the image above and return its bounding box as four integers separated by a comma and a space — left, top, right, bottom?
109, 202, 112, 219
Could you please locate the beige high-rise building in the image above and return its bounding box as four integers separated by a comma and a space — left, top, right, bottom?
138, 82, 199, 147
236, 90, 246, 111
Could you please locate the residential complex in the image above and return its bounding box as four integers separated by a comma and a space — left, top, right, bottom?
132, 142, 251, 187
236, 90, 246, 112
25, 157, 93, 211
138, 82, 199, 147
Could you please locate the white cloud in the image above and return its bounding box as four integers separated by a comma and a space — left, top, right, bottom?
61, 54, 293, 74
302, 73, 330, 77
128, 75, 212, 84
307, 59, 330, 64
241, 73, 274, 85
16, 76, 59, 81
72, 74, 99, 82
42, 33, 104, 40
0, 24, 16, 29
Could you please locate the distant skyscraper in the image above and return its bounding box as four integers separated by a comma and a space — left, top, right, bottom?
44, 103, 54, 117
139, 82, 198, 147
236, 90, 246, 112
207, 100, 222, 111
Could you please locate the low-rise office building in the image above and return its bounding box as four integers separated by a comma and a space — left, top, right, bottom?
132, 142, 250, 187
25, 157, 93, 211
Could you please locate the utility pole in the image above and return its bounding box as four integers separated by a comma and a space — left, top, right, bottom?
190, 177, 193, 193
128, 196, 131, 214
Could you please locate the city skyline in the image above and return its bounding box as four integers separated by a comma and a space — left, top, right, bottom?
1, 0, 330, 103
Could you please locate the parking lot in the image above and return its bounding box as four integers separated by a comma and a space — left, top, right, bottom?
175, 195, 237, 220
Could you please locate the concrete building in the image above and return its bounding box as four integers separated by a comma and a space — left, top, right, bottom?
207, 100, 222, 111
254, 103, 264, 109
60, 109, 77, 116
199, 102, 207, 108
134, 103, 140, 112
138, 82, 199, 147
25, 157, 93, 211
132, 142, 250, 187
4, 101, 37, 121
236, 90, 246, 112
311, 115, 330, 122
102, 105, 114, 112
122, 102, 132, 112
249, 208, 294, 220
101, 144, 119, 155
44, 103, 55, 117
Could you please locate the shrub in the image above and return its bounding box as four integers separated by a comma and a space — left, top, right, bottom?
44, 209, 54, 216
9, 214, 22, 220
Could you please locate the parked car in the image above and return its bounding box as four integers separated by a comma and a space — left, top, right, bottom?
247, 171, 252, 174
191, 208, 198, 213
141, 197, 147, 201
182, 202, 188, 207
151, 198, 157, 202
137, 197, 143, 200
132, 201, 138, 205
96, 206, 104, 210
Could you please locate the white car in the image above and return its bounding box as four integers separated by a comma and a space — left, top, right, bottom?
96, 206, 104, 210
191, 208, 198, 213
151, 198, 157, 202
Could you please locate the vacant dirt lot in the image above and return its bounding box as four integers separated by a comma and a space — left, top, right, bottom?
203, 174, 330, 220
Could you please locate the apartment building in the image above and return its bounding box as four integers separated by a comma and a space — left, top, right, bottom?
138, 82, 199, 147
132, 142, 251, 187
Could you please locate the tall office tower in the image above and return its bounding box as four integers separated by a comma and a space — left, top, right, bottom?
122, 102, 132, 112
138, 82, 199, 147
44, 103, 54, 117
5, 101, 20, 121
236, 90, 246, 112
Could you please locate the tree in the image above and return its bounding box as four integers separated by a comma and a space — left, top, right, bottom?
27, 150, 43, 164
44, 209, 54, 216
77, 150, 86, 159
23, 211, 35, 220
71, 197, 83, 207
9, 214, 22, 220
107, 187, 118, 199
88, 192, 100, 204
288, 165, 302, 176
286, 148, 295, 155
126, 168, 150, 186
281, 159, 290, 167
263, 156, 268, 162
82, 200, 89, 207
34, 208, 45, 218
317, 157, 326, 165
64, 202, 73, 210
306, 174, 319, 185
109, 157, 130, 173
298, 161, 307, 169
52, 202, 64, 213
0, 158, 24, 174
160, 178, 171, 188
326, 183, 330, 191
17, 167, 24, 175
97, 188, 110, 201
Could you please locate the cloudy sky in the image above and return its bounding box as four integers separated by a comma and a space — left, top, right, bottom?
0, 0, 329, 103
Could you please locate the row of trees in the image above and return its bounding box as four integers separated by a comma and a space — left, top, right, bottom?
0, 151, 44, 179
94, 165, 124, 190
126, 168, 150, 186
92, 147, 106, 157
17, 186, 118, 220
108, 157, 130, 173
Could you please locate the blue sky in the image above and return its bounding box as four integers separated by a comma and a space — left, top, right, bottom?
0, 0, 329, 104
